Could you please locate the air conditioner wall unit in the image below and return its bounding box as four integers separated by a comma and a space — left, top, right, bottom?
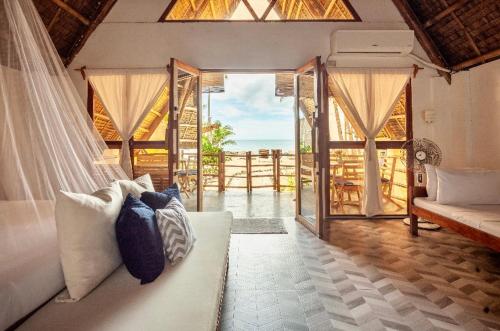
331, 30, 415, 55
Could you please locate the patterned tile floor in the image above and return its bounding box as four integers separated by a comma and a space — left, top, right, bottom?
221, 219, 500, 331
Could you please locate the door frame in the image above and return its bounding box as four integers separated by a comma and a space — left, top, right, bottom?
168, 58, 203, 211
294, 56, 326, 238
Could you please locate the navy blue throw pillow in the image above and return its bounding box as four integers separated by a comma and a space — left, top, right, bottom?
116, 194, 165, 284
140, 183, 182, 211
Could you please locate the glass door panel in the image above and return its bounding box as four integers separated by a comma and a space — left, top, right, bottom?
169, 59, 202, 211
297, 71, 316, 222
295, 57, 323, 235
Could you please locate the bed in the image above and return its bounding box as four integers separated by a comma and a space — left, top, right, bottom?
0, 201, 65, 330
411, 196, 500, 251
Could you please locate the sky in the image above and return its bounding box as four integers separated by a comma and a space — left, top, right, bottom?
202, 74, 294, 141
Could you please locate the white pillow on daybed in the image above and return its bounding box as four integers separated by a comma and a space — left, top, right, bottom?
436, 168, 500, 205
115, 173, 155, 199
55, 182, 123, 302
424, 164, 438, 200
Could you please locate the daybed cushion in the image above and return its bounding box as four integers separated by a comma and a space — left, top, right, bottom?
414, 198, 500, 237
17, 211, 232, 331
436, 168, 500, 205
0, 201, 64, 331
116, 174, 155, 200
115, 195, 165, 284
55, 183, 123, 302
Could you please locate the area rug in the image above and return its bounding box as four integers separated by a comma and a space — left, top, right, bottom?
231, 218, 288, 234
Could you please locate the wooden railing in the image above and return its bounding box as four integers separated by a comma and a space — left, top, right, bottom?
202, 149, 295, 192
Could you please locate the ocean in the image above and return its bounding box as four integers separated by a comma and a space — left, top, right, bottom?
224, 139, 295, 153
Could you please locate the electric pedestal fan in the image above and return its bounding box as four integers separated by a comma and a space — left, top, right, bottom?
401, 138, 443, 230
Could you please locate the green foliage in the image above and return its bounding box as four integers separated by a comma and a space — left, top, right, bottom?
202, 120, 236, 172
300, 142, 312, 153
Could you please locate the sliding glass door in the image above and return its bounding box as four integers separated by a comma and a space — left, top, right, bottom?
168, 59, 202, 211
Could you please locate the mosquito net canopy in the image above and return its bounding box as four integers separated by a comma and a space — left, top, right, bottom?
0, 1, 126, 327
0, 0, 127, 200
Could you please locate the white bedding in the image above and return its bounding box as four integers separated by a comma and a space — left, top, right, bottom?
0, 201, 65, 330
414, 198, 500, 237
17, 211, 232, 331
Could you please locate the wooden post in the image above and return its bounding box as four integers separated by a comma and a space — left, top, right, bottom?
218, 151, 225, 192
246, 151, 252, 192
221, 152, 226, 192
272, 150, 277, 190
129, 137, 135, 179
276, 149, 281, 192
410, 213, 419, 236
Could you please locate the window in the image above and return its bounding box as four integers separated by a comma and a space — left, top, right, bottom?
160, 0, 360, 21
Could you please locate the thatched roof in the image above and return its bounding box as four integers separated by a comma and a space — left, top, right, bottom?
392, 0, 500, 76
33, 0, 116, 66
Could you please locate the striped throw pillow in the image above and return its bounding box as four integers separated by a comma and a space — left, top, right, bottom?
155, 198, 196, 264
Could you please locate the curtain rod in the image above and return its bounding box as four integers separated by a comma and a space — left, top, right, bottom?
74, 65, 169, 80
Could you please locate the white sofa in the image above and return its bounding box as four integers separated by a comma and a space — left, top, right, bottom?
412, 197, 500, 251
1, 201, 232, 331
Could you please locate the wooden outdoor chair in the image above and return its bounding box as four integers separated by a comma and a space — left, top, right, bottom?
300, 152, 315, 190
332, 159, 364, 213
178, 155, 197, 198
380, 156, 397, 200
134, 152, 169, 191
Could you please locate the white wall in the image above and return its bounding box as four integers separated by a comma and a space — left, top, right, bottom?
413, 60, 500, 169
67, 0, 500, 170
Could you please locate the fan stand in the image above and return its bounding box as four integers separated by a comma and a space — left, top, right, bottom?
403, 217, 441, 230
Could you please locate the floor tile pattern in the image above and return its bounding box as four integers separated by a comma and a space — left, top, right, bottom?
221, 219, 500, 331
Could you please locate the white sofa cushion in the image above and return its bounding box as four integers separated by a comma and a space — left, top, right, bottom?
414, 198, 500, 237
17, 211, 232, 331
424, 164, 438, 200
55, 183, 123, 302
116, 174, 155, 200
156, 198, 196, 264
436, 169, 500, 205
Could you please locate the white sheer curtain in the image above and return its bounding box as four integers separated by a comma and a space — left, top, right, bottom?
88, 70, 168, 178
329, 68, 411, 216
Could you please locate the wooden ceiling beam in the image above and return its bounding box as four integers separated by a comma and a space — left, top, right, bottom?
47, 8, 63, 32
391, 0, 451, 84
241, 0, 259, 20
261, 0, 278, 20
452, 48, 500, 71
64, 0, 117, 66
423, 0, 467, 28
437, 0, 481, 58
50, 0, 90, 26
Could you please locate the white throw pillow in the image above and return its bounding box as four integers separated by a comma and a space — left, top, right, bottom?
155, 198, 196, 264
436, 169, 500, 205
424, 164, 438, 200
55, 182, 123, 302
116, 173, 155, 200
